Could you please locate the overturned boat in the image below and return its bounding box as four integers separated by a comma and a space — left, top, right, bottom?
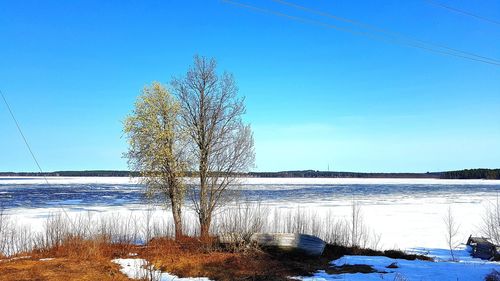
250, 233, 326, 256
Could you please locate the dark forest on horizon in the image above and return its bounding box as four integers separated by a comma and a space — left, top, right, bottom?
1, 168, 499, 179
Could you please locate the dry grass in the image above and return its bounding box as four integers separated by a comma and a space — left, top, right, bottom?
0, 237, 137, 281
140, 237, 290, 280
1, 237, 300, 281
0, 258, 129, 281
33, 237, 134, 260
0, 236, 432, 281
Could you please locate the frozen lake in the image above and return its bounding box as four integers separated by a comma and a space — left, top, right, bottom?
1, 176, 500, 250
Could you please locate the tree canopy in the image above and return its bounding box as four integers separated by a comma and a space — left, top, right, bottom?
123, 82, 188, 238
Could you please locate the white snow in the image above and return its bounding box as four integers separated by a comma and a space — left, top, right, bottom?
0, 256, 31, 263
112, 258, 211, 281
297, 247, 500, 281
3, 197, 498, 250
2, 177, 500, 249
0, 176, 139, 185
2, 176, 500, 185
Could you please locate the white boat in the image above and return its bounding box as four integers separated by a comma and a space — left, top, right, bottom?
250, 233, 326, 256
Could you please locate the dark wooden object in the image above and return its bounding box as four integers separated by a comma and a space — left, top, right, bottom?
466, 236, 498, 260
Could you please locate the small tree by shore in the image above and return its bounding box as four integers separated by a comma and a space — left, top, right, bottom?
443, 206, 460, 261
124, 82, 188, 239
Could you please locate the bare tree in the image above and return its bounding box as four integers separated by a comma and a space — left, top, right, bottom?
124, 82, 188, 239
482, 195, 500, 245
0, 207, 11, 256
172, 55, 255, 238
350, 201, 361, 247
349, 201, 369, 247
443, 206, 460, 261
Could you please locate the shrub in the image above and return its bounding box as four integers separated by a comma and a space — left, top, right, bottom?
485, 270, 500, 281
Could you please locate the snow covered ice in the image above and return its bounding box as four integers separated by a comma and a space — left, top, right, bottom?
2, 176, 500, 249
2, 177, 500, 280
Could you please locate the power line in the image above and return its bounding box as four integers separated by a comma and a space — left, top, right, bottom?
221, 0, 500, 67
1, 90, 77, 229
425, 0, 500, 26
1, 90, 49, 184
271, 0, 500, 65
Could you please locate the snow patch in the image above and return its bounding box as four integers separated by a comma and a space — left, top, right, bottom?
0, 256, 31, 263
112, 258, 211, 281
297, 248, 500, 281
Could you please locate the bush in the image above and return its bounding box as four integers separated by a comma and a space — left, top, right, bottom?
485, 270, 500, 281
482, 198, 500, 245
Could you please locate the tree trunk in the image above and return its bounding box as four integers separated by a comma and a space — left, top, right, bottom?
199, 148, 210, 238
169, 185, 183, 239
172, 200, 183, 239
199, 214, 211, 239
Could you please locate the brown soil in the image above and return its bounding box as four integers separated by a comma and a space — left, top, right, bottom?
325, 264, 378, 274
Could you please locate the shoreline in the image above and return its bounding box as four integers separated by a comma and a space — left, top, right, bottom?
1, 176, 500, 185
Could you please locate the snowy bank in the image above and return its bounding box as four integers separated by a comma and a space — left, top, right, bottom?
297, 247, 500, 281
2, 176, 500, 185
112, 258, 211, 281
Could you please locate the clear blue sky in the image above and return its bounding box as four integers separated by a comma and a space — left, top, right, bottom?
1, 0, 499, 173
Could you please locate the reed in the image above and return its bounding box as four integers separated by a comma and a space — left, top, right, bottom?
0, 201, 381, 257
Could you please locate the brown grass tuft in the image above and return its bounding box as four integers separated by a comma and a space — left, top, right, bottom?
0, 257, 129, 281
0, 237, 139, 281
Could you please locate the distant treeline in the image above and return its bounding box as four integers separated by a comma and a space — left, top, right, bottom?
0, 170, 139, 177
250, 169, 500, 179
249, 170, 442, 178
1, 169, 499, 179
440, 169, 500, 180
